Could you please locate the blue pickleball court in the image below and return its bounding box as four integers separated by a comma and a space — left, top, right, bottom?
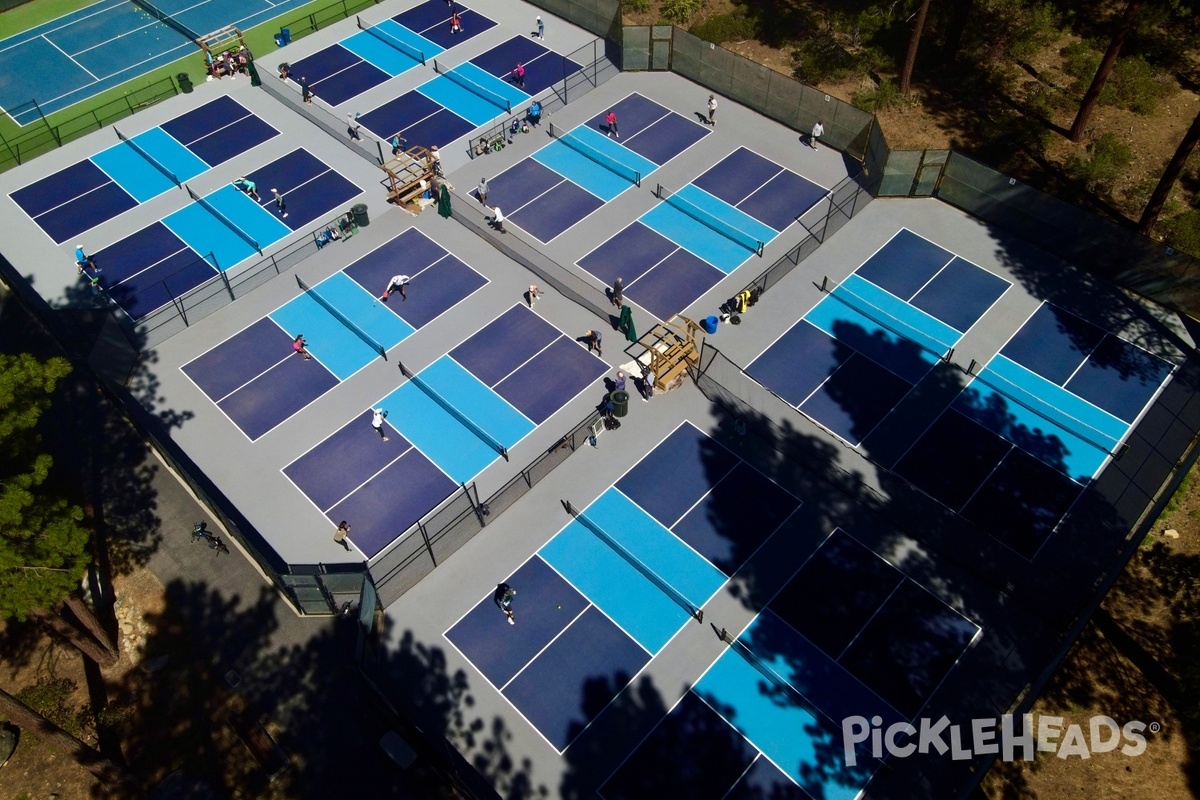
182, 229, 483, 442
95, 148, 360, 320
9, 97, 277, 244
446, 422, 804, 752
576, 143, 822, 320
895, 299, 1174, 557
280, 302, 605, 557
603, 528, 978, 798
0, 0, 320, 124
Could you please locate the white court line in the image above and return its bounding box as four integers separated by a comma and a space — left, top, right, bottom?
42, 34, 98, 81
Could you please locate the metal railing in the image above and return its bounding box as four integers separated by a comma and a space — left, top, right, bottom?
0, 78, 179, 173
369, 411, 600, 608
121, 208, 363, 350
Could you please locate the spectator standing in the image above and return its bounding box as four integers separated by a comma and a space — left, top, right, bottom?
640, 366, 655, 401
300, 76, 312, 104
707, 94, 717, 125
334, 521, 352, 551
611, 277, 624, 307
477, 178, 489, 204
810, 119, 824, 150
537, 16, 544, 38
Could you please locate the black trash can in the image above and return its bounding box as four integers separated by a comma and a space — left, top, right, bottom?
352, 203, 369, 227
177, 72, 193, 94
610, 390, 629, 418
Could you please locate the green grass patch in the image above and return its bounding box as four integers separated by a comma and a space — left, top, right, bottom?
16, 678, 88, 738
1163, 462, 1195, 516
1161, 209, 1200, 259
852, 79, 905, 113
689, 11, 758, 44
1066, 132, 1132, 191
0, 0, 99, 39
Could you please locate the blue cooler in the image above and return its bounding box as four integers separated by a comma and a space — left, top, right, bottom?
702, 315, 719, 335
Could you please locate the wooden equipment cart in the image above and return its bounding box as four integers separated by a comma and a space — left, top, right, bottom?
635, 314, 704, 393
382, 146, 439, 209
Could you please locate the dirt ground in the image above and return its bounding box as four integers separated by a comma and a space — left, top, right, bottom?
976, 466, 1200, 800
0, 570, 301, 799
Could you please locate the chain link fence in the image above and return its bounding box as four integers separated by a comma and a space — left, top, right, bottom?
118, 208, 364, 350
468, 38, 618, 158
933, 151, 1200, 316
369, 412, 601, 608
0, 77, 180, 173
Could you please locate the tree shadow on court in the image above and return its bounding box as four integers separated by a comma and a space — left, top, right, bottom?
684, 324, 1156, 797
986, 227, 1192, 375
360, 621, 549, 800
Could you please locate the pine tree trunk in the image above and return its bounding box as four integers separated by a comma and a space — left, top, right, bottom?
1069, 0, 1145, 142
63, 596, 118, 659
941, 0, 974, 64
1139, 109, 1200, 235
0, 685, 125, 782
29, 607, 117, 667
899, 0, 932, 94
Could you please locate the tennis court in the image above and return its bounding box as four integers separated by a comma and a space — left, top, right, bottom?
97, 147, 360, 318
0, 0, 315, 123
575, 144, 818, 320
486, 92, 703, 244
282, 303, 607, 557
9, 96, 277, 244
181, 228, 486, 440
446, 422, 803, 752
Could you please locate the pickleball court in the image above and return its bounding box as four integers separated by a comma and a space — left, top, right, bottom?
281, 303, 608, 557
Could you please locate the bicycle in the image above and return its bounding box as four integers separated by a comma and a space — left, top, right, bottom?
191, 522, 230, 555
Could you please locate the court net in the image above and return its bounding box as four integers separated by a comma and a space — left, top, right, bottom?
295, 275, 387, 359
114, 126, 179, 187
432, 60, 511, 114
130, 0, 201, 41
549, 123, 641, 187
717, 626, 805, 706
399, 360, 509, 460
563, 501, 704, 624
357, 16, 426, 65
821, 278, 955, 363
186, 185, 262, 256
657, 184, 764, 256
968, 366, 1121, 457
